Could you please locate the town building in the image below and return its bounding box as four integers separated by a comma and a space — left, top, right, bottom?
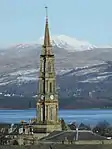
0, 7, 110, 147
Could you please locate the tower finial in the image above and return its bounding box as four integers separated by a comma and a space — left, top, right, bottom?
45, 6, 48, 23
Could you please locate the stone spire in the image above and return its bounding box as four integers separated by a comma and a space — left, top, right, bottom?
36, 7, 62, 132
43, 6, 51, 47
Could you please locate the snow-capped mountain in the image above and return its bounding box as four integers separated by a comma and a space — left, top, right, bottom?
38, 35, 97, 51
3, 35, 97, 52
6, 35, 96, 52
0, 36, 112, 109
0, 35, 112, 98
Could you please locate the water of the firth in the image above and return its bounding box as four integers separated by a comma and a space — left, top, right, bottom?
0, 109, 112, 126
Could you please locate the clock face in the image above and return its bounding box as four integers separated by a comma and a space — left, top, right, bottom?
41, 95, 44, 100
50, 95, 54, 100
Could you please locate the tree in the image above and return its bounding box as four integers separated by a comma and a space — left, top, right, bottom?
68, 122, 76, 130
97, 120, 110, 129
93, 120, 110, 136
61, 118, 68, 130
79, 123, 91, 130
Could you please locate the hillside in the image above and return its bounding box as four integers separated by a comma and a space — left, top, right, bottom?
0, 35, 112, 109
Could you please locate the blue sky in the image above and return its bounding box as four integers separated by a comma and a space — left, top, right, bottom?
0, 0, 112, 46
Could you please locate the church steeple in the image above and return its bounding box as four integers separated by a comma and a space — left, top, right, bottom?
36, 7, 61, 131
43, 6, 51, 47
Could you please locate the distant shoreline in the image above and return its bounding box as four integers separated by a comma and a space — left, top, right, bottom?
0, 107, 33, 110
0, 107, 112, 110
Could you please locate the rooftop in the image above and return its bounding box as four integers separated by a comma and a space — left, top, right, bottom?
40, 130, 107, 142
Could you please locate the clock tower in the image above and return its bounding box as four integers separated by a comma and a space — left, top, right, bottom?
36, 7, 61, 132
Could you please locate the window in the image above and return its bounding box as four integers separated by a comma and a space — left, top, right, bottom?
49, 82, 52, 93
46, 80, 48, 92
48, 61, 51, 72
42, 60, 44, 72
39, 81, 41, 93
43, 81, 45, 93
50, 107, 53, 120
46, 105, 48, 119
53, 80, 55, 92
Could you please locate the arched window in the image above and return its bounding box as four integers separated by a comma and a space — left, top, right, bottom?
53, 80, 55, 92
46, 105, 48, 119
43, 81, 45, 93
49, 82, 52, 93
46, 80, 48, 92
39, 81, 41, 93
41, 59, 44, 72
48, 61, 51, 72
50, 107, 53, 120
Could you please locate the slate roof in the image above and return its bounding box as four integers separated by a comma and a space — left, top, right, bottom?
40, 130, 107, 142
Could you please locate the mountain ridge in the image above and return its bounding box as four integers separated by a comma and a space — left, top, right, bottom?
3, 34, 96, 52
0, 35, 112, 109
2, 35, 112, 50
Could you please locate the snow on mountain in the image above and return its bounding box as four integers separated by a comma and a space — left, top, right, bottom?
56, 69, 72, 75
17, 76, 37, 83
10, 69, 38, 76
60, 62, 112, 83
80, 74, 112, 83
52, 35, 96, 51
4, 35, 97, 52
38, 35, 97, 51
6, 42, 40, 50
